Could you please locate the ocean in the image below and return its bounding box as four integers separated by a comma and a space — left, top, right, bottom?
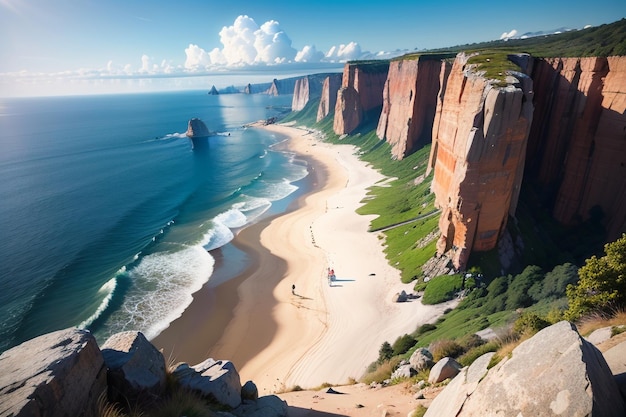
0, 91, 307, 353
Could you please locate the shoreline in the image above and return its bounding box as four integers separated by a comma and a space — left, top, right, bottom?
154, 123, 455, 393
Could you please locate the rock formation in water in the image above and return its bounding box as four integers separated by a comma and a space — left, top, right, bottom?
526, 56, 626, 241
376, 56, 450, 160
186, 118, 210, 138
208, 85, 219, 95
316, 74, 342, 122
333, 61, 389, 135
427, 53, 534, 270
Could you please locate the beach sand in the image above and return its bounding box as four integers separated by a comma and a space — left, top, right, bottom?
154, 123, 453, 394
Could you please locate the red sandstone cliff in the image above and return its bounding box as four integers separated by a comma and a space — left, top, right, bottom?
316, 74, 342, 122
333, 62, 389, 135
377, 57, 448, 160
427, 53, 535, 270
526, 56, 626, 240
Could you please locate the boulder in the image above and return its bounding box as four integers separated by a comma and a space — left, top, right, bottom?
428, 357, 462, 384
391, 363, 414, 380
425, 321, 626, 416
409, 348, 434, 372
586, 326, 614, 345
392, 290, 408, 303
230, 394, 288, 417
0, 327, 106, 417
173, 358, 242, 409
602, 338, 626, 401
101, 331, 167, 403
241, 380, 259, 402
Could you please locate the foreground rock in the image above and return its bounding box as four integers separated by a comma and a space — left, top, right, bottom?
101, 331, 167, 403
0, 328, 106, 417
425, 321, 626, 416
173, 358, 242, 408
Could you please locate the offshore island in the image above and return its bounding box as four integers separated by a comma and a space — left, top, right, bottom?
2, 18, 626, 417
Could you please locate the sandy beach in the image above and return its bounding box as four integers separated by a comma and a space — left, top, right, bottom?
155, 123, 453, 393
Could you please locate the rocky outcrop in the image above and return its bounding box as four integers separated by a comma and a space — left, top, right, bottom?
292, 76, 321, 111
424, 321, 626, 417
0, 328, 287, 416
172, 358, 242, 409
0, 328, 106, 417
101, 331, 167, 403
316, 74, 343, 122
427, 52, 534, 270
267, 78, 297, 96
376, 56, 449, 159
527, 56, 626, 241
208, 85, 219, 95
186, 117, 210, 138
333, 61, 389, 135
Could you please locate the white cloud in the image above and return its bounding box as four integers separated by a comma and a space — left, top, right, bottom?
325, 42, 363, 61
295, 45, 325, 63
500, 29, 518, 40
184, 44, 212, 69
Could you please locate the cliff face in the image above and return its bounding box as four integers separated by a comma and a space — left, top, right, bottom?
527, 56, 626, 240
291, 73, 339, 111
316, 74, 342, 122
333, 62, 389, 135
377, 57, 446, 160
427, 53, 534, 269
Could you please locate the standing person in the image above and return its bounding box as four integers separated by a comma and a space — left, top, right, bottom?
292, 284, 296, 295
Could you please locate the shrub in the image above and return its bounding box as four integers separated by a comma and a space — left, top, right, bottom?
392, 334, 417, 356
415, 323, 437, 336
378, 341, 394, 364
361, 357, 402, 385
566, 233, 626, 320
457, 340, 501, 367
429, 339, 464, 362
513, 312, 550, 336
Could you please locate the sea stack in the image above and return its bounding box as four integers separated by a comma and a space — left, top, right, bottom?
208, 85, 219, 95
185, 118, 210, 149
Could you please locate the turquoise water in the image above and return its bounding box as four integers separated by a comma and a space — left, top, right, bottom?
0, 91, 306, 352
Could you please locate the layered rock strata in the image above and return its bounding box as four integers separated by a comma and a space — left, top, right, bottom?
427, 53, 534, 270
527, 56, 626, 240
333, 61, 389, 135
316, 74, 342, 122
376, 56, 448, 159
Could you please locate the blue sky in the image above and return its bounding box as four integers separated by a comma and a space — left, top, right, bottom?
1, 0, 624, 97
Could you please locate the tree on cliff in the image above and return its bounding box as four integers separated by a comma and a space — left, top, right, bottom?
566, 233, 626, 320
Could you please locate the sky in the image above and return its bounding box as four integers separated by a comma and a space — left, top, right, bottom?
1, 0, 625, 97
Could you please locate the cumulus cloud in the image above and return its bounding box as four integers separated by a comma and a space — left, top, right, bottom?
500, 29, 518, 40
295, 45, 325, 63
184, 44, 212, 69
324, 42, 363, 61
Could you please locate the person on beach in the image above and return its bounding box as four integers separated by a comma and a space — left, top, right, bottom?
292, 284, 296, 295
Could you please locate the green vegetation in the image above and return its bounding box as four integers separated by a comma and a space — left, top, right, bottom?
465, 50, 521, 86
566, 233, 626, 320
426, 18, 626, 58
422, 274, 464, 305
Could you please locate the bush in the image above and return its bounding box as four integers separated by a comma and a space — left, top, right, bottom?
415, 323, 437, 336
566, 233, 626, 320
361, 357, 402, 385
378, 341, 393, 364
429, 339, 464, 361
457, 340, 501, 367
513, 312, 550, 336
392, 334, 417, 356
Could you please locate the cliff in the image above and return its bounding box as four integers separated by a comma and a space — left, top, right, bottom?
291, 75, 322, 111
316, 74, 342, 122
427, 53, 534, 270
333, 61, 389, 135
267, 77, 298, 96
526, 56, 626, 241
376, 56, 450, 160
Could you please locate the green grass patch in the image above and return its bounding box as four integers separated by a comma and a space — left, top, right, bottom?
422, 274, 464, 305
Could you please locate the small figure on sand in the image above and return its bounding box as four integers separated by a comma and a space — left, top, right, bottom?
292, 284, 296, 295
327, 268, 336, 286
